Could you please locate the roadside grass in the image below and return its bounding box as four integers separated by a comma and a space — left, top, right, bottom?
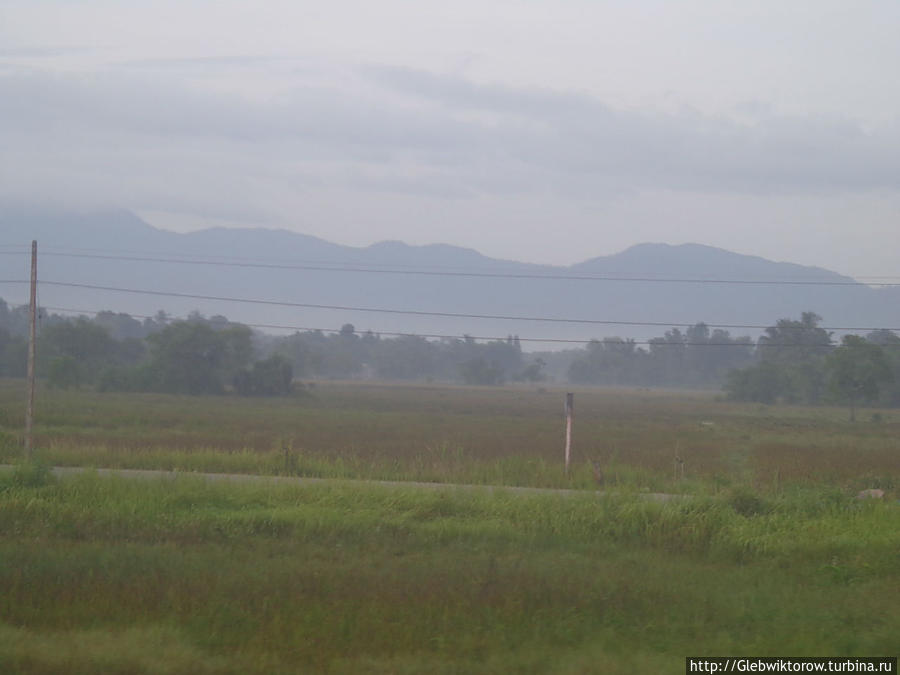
0, 378, 896, 670
0, 471, 897, 673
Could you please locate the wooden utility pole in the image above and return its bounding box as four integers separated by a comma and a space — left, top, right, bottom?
25, 240, 36, 459
564, 392, 574, 476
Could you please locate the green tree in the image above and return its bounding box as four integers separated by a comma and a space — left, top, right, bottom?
569, 338, 643, 385
374, 335, 435, 380
234, 355, 294, 396
758, 312, 832, 363
459, 357, 504, 385
39, 318, 116, 388
866, 330, 900, 405
93, 311, 147, 340
826, 335, 892, 421
147, 321, 252, 394
743, 312, 834, 404
724, 360, 785, 403
0, 328, 27, 377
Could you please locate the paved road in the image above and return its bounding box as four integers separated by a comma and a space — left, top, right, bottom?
0, 464, 682, 502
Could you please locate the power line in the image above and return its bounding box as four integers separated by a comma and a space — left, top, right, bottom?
2, 248, 898, 285
29, 279, 900, 333
39, 305, 595, 344
40, 304, 823, 347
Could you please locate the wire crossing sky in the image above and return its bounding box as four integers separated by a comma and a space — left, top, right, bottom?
0, 278, 896, 334
26, 303, 846, 348
3, 250, 899, 285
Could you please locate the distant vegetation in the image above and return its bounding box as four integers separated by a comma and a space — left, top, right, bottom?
1, 298, 899, 415
723, 313, 899, 417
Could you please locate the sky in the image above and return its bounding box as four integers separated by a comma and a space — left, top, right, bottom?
1, 0, 899, 278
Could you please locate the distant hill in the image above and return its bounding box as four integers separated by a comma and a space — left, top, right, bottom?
1, 204, 897, 347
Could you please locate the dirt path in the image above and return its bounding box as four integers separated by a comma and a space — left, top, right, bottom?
0, 464, 682, 502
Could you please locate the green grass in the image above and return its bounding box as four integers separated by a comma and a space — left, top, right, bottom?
0, 379, 897, 493
0, 471, 897, 673
0, 379, 897, 672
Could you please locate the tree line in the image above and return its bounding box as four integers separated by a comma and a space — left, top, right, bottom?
723, 312, 899, 419
1, 298, 898, 416
563, 323, 755, 388
0, 299, 541, 394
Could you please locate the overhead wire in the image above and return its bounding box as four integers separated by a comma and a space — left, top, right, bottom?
3, 249, 897, 285
17, 279, 900, 333
40, 304, 819, 347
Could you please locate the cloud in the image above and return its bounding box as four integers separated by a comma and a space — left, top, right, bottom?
0, 46, 94, 58
365, 66, 900, 193
1, 63, 898, 228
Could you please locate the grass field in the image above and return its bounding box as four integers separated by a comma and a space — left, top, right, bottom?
0, 379, 897, 492
0, 379, 897, 673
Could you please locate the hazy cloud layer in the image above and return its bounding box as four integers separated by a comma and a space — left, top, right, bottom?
2, 66, 898, 211
2, 0, 899, 275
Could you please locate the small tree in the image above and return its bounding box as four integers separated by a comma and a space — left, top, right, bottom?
459, 357, 504, 385
234, 355, 294, 396
826, 335, 892, 421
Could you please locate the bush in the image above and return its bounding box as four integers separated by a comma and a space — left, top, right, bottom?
9, 460, 55, 488
727, 488, 770, 517
0, 429, 18, 455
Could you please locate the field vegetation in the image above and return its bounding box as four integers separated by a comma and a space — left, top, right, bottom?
0, 379, 897, 672
0, 379, 896, 493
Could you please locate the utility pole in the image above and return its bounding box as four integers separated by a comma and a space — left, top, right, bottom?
25, 240, 36, 459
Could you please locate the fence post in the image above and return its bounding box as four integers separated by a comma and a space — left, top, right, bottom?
565, 392, 574, 476
25, 240, 37, 459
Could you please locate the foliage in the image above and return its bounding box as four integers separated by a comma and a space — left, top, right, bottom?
96, 363, 159, 393
39, 318, 117, 388
758, 312, 833, 364
0, 328, 27, 378
3, 460, 55, 488
724, 360, 785, 403
146, 321, 252, 394
569, 324, 754, 387
727, 313, 833, 404
517, 356, 547, 382
459, 356, 506, 385
826, 335, 893, 421
46, 356, 80, 390
725, 314, 900, 411
726, 487, 770, 517
4, 297, 900, 405
233, 354, 294, 396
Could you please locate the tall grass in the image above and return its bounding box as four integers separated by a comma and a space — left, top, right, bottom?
1, 379, 896, 494
0, 472, 897, 673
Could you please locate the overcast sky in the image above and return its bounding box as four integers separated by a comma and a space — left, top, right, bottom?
1, 0, 898, 278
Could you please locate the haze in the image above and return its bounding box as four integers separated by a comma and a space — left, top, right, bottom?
1, 0, 899, 279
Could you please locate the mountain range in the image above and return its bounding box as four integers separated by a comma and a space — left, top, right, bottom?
1, 204, 897, 347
